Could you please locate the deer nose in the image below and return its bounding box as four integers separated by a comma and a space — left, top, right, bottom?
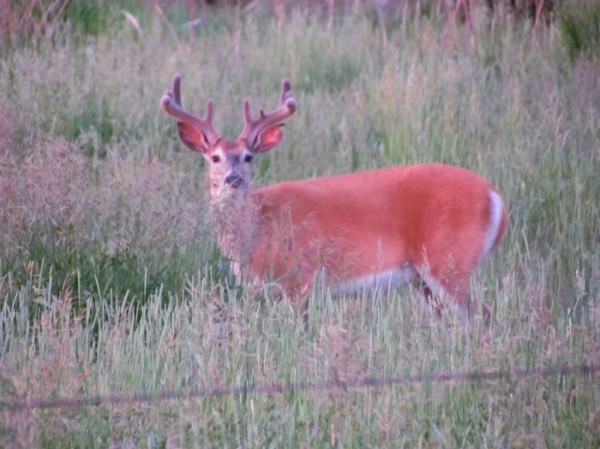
224, 173, 243, 188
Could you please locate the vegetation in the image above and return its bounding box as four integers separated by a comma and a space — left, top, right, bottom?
1, 1, 598, 448
557, 0, 600, 61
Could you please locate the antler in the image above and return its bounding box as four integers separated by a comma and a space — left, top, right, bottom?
239, 79, 297, 147
160, 74, 220, 146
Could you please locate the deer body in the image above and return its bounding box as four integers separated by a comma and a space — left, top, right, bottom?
161, 75, 507, 318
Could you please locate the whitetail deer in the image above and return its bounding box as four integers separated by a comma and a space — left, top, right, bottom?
161, 75, 507, 320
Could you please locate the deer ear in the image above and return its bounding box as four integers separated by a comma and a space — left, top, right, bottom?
254, 127, 283, 153
177, 122, 211, 154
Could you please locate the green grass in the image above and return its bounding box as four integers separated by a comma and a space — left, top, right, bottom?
557, 0, 600, 61
1, 3, 599, 448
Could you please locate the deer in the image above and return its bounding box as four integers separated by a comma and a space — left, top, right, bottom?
160, 74, 507, 322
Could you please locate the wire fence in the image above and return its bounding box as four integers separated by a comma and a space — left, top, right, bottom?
1, 363, 598, 412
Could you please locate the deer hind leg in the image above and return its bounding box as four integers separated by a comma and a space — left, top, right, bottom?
424, 268, 491, 325
410, 274, 466, 322
411, 273, 443, 317
437, 254, 495, 324
412, 265, 477, 323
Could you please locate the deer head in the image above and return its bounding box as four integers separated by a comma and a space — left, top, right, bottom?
160, 75, 297, 200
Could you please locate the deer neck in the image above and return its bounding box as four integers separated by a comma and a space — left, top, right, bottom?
210, 187, 257, 270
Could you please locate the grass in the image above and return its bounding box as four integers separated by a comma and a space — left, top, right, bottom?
1, 3, 599, 448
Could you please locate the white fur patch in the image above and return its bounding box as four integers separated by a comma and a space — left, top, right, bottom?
332, 265, 417, 295
481, 190, 504, 262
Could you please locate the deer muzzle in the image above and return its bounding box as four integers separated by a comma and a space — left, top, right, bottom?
225, 173, 243, 189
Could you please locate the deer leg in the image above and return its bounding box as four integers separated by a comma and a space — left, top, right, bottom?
412, 273, 444, 318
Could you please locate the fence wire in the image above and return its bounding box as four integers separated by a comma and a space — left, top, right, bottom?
1, 363, 598, 412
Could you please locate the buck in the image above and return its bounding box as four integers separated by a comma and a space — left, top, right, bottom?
161, 75, 507, 320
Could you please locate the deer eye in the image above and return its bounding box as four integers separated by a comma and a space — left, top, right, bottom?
244, 154, 253, 163
211, 155, 221, 163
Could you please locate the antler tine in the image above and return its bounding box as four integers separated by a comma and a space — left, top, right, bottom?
160, 74, 220, 145
279, 79, 293, 105
239, 79, 297, 146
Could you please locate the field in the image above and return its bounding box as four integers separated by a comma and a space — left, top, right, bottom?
1, 2, 599, 448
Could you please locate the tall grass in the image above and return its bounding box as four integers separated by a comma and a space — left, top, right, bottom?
1, 4, 599, 448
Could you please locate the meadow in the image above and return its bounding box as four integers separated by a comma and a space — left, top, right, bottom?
0, 2, 599, 448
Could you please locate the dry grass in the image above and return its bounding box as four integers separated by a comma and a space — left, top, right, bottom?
0, 3, 599, 448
